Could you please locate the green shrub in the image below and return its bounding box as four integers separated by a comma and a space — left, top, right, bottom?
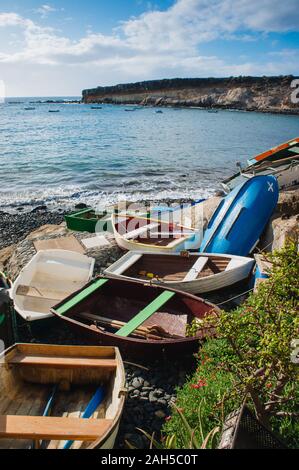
163, 241, 299, 448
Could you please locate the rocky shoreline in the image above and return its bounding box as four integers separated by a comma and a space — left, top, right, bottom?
83, 76, 299, 115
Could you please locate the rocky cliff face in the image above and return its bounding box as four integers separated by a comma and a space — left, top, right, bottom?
82, 76, 299, 114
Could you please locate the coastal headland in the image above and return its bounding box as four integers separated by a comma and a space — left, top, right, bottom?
82, 76, 299, 114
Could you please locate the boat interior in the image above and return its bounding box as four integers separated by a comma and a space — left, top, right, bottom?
73, 210, 106, 221
115, 216, 194, 247
14, 252, 93, 316
0, 344, 122, 449
57, 278, 216, 341
122, 254, 231, 282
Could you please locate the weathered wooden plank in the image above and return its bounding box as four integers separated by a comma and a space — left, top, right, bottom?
0, 416, 112, 441
9, 354, 117, 370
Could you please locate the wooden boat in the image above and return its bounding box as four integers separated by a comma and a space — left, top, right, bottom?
200, 175, 279, 256
222, 155, 299, 193
104, 251, 255, 294
65, 201, 143, 233
65, 208, 114, 233
0, 343, 126, 449
51, 276, 220, 357
24, 107, 35, 111
247, 137, 299, 166
49, 110, 60, 113
112, 213, 201, 253
11, 250, 95, 322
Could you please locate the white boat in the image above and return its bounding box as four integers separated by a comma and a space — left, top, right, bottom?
11, 250, 95, 322
104, 251, 255, 294
0, 343, 126, 450
222, 156, 299, 193
111, 213, 202, 253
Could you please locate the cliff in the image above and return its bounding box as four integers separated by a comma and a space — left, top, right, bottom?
82, 76, 299, 114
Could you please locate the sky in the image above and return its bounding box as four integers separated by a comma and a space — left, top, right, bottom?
0, 0, 298, 97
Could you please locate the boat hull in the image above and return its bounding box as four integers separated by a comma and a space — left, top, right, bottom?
65, 209, 113, 233
52, 277, 220, 359
222, 157, 299, 193
112, 214, 201, 253
104, 252, 255, 294
11, 250, 95, 322
0, 344, 126, 450
200, 175, 279, 256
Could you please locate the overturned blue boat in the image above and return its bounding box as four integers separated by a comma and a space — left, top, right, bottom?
200, 175, 279, 256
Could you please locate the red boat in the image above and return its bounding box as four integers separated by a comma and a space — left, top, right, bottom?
52, 276, 220, 358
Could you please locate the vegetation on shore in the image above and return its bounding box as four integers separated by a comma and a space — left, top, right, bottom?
161, 241, 298, 449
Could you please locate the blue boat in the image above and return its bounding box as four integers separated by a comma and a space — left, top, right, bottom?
199, 175, 279, 256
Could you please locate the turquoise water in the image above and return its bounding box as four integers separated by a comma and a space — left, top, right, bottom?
0, 97, 298, 211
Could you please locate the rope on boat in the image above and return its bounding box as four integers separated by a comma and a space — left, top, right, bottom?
215, 288, 254, 307
123, 361, 150, 371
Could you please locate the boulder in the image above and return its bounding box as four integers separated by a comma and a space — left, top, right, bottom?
26, 224, 67, 241
260, 215, 299, 252
0, 244, 16, 272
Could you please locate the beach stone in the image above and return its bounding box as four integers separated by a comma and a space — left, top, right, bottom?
149, 391, 158, 403
75, 203, 88, 210
132, 377, 144, 389
157, 399, 167, 406
31, 205, 47, 213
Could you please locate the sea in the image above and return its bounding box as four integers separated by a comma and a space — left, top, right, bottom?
0, 97, 298, 213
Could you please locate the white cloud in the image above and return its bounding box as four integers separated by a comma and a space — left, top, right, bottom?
0, 1, 298, 95
35, 4, 58, 19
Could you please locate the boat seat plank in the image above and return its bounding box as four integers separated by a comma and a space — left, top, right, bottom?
123, 223, 159, 240
183, 257, 209, 281
116, 290, 175, 337
56, 278, 109, 315
8, 353, 117, 370
225, 258, 243, 271
113, 253, 142, 275
0, 416, 112, 441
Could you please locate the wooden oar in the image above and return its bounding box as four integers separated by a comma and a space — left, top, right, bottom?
63, 387, 105, 450
74, 312, 181, 339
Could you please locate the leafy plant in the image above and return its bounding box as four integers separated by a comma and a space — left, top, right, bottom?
164, 241, 299, 448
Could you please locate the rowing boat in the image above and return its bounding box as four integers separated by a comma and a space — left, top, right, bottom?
65, 201, 144, 233
11, 250, 95, 322
65, 208, 114, 233
222, 155, 299, 193
0, 343, 126, 449
247, 137, 299, 166
112, 213, 201, 253
51, 276, 220, 357
104, 251, 255, 294
200, 175, 279, 256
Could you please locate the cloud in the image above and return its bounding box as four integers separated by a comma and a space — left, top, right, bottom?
35, 4, 58, 19
0, 1, 298, 95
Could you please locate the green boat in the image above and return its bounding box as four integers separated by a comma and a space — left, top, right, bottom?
65, 201, 147, 234
65, 208, 113, 233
